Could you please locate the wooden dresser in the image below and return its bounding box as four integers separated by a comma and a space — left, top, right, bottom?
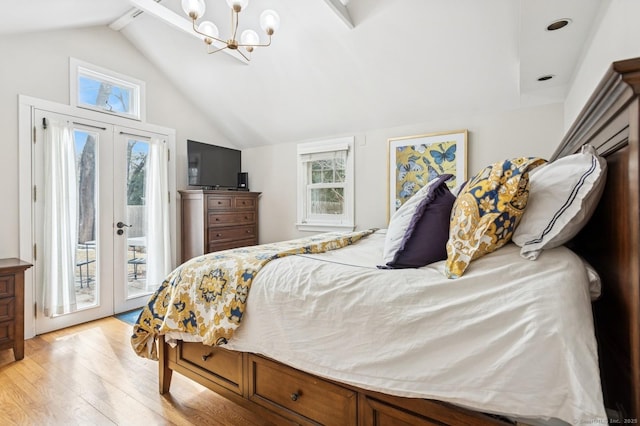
0, 258, 32, 361
179, 190, 260, 263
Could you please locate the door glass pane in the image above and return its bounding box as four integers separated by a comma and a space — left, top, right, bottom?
75, 130, 98, 310
126, 139, 151, 299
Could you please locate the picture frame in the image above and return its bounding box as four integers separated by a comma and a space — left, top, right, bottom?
387, 130, 467, 220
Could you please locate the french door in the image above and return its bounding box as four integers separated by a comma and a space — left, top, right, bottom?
33, 109, 168, 334
113, 128, 170, 313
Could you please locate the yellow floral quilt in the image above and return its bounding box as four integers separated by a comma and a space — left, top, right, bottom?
131, 229, 377, 360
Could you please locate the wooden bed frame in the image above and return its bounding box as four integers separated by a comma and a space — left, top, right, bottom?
553, 57, 640, 421
158, 58, 640, 425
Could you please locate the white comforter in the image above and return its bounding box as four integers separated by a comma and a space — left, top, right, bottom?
169, 230, 606, 424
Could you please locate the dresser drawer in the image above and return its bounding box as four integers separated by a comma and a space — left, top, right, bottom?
0, 320, 15, 346
207, 196, 233, 210
0, 275, 15, 298
234, 196, 256, 209
208, 212, 256, 227
177, 343, 243, 394
249, 355, 357, 425
209, 238, 257, 253
209, 226, 256, 243
0, 297, 15, 322
361, 396, 444, 426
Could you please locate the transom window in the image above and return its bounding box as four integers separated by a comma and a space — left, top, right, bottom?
70, 58, 145, 121
297, 137, 354, 231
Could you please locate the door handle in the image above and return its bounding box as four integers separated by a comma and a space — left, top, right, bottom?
116, 222, 131, 229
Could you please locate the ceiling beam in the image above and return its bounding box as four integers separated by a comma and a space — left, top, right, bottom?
110, 0, 164, 31
109, 7, 143, 31
128, 0, 247, 64
322, 0, 354, 29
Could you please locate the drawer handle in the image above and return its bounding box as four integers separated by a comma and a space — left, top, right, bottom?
215, 218, 220, 221
216, 233, 222, 237
290, 392, 301, 402
244, 216, 249, 220
202, 352, 213, 362
218, 201, 222, 205
246, 230, 251, 234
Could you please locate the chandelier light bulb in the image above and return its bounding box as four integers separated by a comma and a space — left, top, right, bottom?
226, 0, 249, 12
198, 21, 219, 44
260, 10, 280, 35
182, 0, 206, 20
241, 29, 260, 51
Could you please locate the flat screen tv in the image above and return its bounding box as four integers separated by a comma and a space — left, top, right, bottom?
187, 140, 241, 189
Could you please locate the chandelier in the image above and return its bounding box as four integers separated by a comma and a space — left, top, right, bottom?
181, 0, 280, 61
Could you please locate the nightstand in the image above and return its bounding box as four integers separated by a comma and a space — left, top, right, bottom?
0, 258, 32, 361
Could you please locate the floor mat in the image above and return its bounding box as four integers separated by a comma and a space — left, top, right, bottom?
115, 308, 143, 325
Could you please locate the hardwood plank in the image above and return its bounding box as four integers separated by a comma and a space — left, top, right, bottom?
0, 317, 274, 426
0, 359, 89, 424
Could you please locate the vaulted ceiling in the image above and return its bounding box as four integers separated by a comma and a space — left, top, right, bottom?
0, 0, 604, 147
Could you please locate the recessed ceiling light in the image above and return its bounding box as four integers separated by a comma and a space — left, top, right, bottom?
537, 75, 555, 82
546, 19, 572, 31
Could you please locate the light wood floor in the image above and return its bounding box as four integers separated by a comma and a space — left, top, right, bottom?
0, 317, 275, 426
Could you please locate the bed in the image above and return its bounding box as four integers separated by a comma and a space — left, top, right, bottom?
133, 57, 640, 425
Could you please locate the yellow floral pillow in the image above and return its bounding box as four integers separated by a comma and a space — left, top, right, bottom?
445, 157, 547, 278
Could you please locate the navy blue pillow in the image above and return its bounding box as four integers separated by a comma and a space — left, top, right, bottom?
380, 175, 456, 269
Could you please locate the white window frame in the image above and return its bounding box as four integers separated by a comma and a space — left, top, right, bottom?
296, 137, 355, 232
70, 57, 146, 121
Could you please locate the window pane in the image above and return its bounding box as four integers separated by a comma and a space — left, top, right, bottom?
309, 157, 347, 184
310, 188, 344, 215
74, 130, 98, 310
81, 77, 132, 114
79, 76, 133, 114
75, 64, 141, 120
125, 139, 150, 299
126, 140, 147, 206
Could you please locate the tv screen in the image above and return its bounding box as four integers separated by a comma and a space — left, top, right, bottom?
187, 140, 241, 188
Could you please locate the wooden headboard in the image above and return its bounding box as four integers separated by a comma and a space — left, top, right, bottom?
552, 57, 640, 420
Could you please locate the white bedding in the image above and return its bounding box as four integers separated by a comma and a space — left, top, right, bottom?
167, 230, 606, 424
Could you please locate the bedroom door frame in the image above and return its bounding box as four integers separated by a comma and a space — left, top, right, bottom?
18, 95, 177, 338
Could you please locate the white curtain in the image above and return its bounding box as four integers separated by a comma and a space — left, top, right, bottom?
43, 118, 78, 316
145, 138, 172, 288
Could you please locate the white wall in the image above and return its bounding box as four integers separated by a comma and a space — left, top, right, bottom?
0, 25, 235, 259
564, 0, 640, 130
244, 103, 564, 243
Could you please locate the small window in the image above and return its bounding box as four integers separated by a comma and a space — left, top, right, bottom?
70, 58, 145, 121
297, 137, 355, 231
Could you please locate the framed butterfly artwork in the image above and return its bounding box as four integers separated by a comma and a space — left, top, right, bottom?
387, 130, 467, 219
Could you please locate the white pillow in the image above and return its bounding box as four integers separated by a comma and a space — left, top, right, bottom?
512, 144, 607, 260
